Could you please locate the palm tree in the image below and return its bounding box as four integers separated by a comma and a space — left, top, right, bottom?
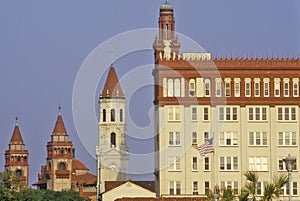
262, 174, 288, 201
206, 185, 220, 201
241, 170, 259, 201
220, 188, 235, 201
206, 185, 235, 201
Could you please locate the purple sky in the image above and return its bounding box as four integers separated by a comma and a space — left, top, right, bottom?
0, 0, 299, 186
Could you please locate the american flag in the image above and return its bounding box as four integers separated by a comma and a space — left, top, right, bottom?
197, 138, 214, 156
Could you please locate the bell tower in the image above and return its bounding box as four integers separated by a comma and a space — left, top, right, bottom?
96, 65, 129, 197
153, 1, 180, 59
4, 117, 29, 190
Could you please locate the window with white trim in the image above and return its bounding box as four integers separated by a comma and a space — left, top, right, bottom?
219, 107, 238, 121
249, 157, 268, 171
220, 132, 238, 146
204, 157, 210, 171
281, 182, 298, 196
254, 78, 260, 97
204, 181, 210, 194
234, 78, 240, 97
169, 156, 180, 171
274, 78, 280, 97
225, 78, 231, 97
278, 131, 296, 146
257, 181, 267, 196
284, 78, 290, 97
263, 78, 270, 97
168, 106, 181, 121
279, 157, 297, 171
215, 78, 222, 97
293, 78, 299, 97
192, 157, 198, 171
174, 79, 181, 97
205, 79, 211, 97
169, 132, 180, 146
249, 132, 267, 146
220, 181, 238, 195
193, 181, 198, 195
167, 79, 174, 97
189, 79, 195, 97
191, 107, 197, 121
220, 157, 238, 171
204, 132, 209, 143
169, 181, 181, 195
248, 107, 267, 121
245, 78, 251, 97
203, 107, 210, 121
192, 132, 197, 146
277, 107, 296, 121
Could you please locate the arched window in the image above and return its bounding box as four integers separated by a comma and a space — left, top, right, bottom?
17, 156, 21, 162
16, 170, 22, 177
111, 133, 116, 148
120, 109, 123, 122
189, 79, 195, 97
59, 162, 66, 170
111, 109, 115, 122
103, 109, 106, 122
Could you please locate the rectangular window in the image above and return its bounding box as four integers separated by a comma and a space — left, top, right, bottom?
168, 79, 174, 97
220, 157, 238, 171
249, 132, 267, 146
284, 81, 289, 97
277, 107, 296, 121
189, 79, 195, 97
169, 156, 180, 171
248, 107, 267, 121
220, 181, 238, 195
169, 132, 180, 146
192, 132, 197, 145
279, 157, 297, 171
168, 107, 181, 121
257, 182, 267, 196
225, 82, 231, 97
219, 107, 238, 121
204, 132, 209, 143
254, 81, 260, 97
274, 78, 280, 97
204, 157, 210, 171
245, 79, 251, 97
282, 182, 298, 196
205, 181, 210, 194
216, 82, 221, 97
234, 78, 240, 97
249, 157, 268, 171
220, 132, 238, 146
278, 132, 296, 146
193, 181, 198, 195
191, 107, 197, 121
192, 157, 198, 171
264, 81, 269, 97
293, 79, 299, 97
169, 181, 181, 195
205, 79, 211, 97
203, 107, 209, 121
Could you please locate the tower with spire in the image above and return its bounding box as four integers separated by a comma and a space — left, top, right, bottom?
96, 64, 129, 196
4, 117, 29, 190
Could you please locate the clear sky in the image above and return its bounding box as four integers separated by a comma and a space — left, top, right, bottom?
0, 0, 299, 186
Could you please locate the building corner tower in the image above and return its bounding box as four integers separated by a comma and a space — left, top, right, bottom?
96, 65, 129, 197
4, 117, 29, 190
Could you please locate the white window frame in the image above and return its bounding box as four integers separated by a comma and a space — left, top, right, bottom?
225, 78, 231, 97
284, 78, 290, 97
191, 107, 197, 121
169, 132, 180, 146
203, 107, 210, 121
278, 131, 296, 146
219, 132, 238, 146
254, 78, 260, 97
281, 182, 298, 196
174, 78, 181, 97
169, 181, 181, 195
249, 132, 267, 146
249, 156, 268, 171
245, 78, 251, 97
204, 79, 211, 97
220, 157, 238, 171
203, 132, 209, 143
248, 107, 267, 121
263, 78, 270, 97
168, 106, 181, 121
215, 78, 222, 97
204, 157, 210, 171
277, 107, 297, 121
220, 181, 238, 195
293, 78, 299, 97
278, 157, 297, 171
193, 181, 198, 195
169, 156, 180, 171
192, 132, 197, 146
219, 106, 238, 121
192, 157, 198, 171
257, 181, 267, 196
167, 79, 174, 97
189, 79, 195, 97
234, 78, 240, 97
274, 78, 280, 97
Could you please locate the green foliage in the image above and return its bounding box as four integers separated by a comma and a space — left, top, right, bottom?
241, 171, 259, 201
206, 185, 235, 201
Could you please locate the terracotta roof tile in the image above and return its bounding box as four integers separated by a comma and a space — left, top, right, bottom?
72, 173, 97, 185
52, 114, 67, 134
72, 159, 89, 171
101, 65, 124, 97
10, 125, 24, 144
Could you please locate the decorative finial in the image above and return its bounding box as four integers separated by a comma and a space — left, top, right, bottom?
15, 116, 18, 126
58, 104, 61, 115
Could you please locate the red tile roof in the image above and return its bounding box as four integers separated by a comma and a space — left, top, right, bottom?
72, 172, 97, 185
72, 159, 89, 171
10, 125, 24, 144
101, 65, 124, 97
52, 114, 67, 134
